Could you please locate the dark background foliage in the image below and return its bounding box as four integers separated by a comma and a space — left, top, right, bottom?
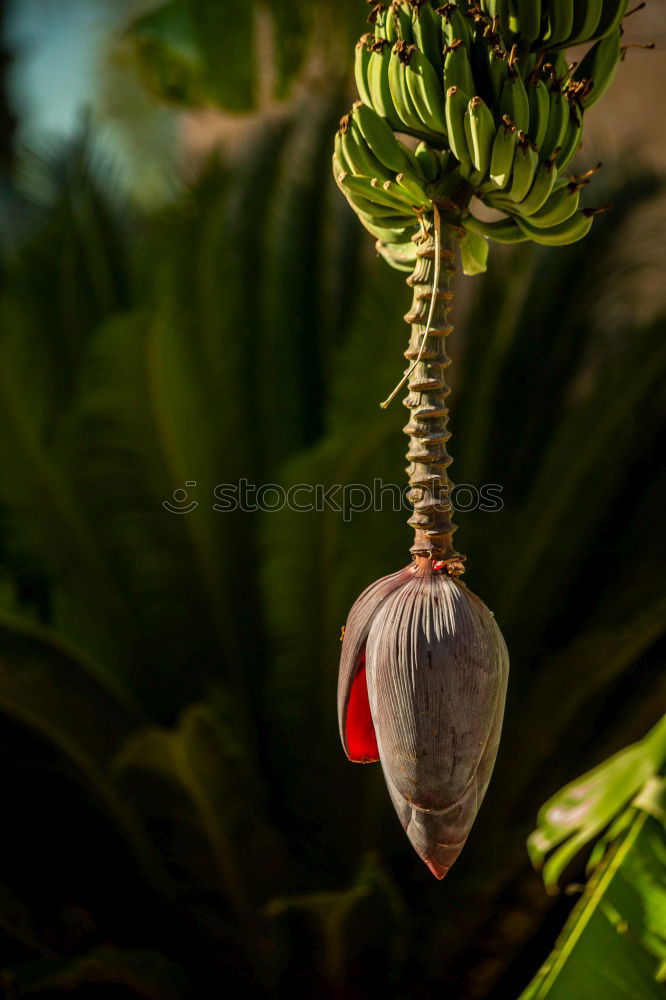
0, 2, 663, 997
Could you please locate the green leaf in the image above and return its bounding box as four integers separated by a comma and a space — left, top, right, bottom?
527, 715, 666, 888
521, 808, 666, 999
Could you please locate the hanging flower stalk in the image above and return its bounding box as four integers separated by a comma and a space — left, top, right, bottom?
335, 0, 635, 878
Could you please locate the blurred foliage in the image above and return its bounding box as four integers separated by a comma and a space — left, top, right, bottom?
125, 0, 365, 109
521, 717, 666, 998
0, 80, 664, 997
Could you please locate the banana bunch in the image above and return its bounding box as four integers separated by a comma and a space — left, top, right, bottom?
478, 0, 630, 52
341, 0, 633, 265
333, 100, 453, 261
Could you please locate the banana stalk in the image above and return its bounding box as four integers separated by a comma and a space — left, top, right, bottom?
402, 216, 461, 561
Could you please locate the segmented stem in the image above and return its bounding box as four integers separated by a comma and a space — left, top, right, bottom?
403, 217, 464, 574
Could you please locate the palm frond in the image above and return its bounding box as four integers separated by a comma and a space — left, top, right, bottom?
111, 702, 284, 920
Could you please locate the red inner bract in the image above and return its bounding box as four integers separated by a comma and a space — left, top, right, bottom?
345, 651, 379, 762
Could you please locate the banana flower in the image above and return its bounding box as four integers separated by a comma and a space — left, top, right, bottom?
338, 558, 508, 879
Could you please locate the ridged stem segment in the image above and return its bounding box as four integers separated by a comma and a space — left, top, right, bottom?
403, 215, 464, 574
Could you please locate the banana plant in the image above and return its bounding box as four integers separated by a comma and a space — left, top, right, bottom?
335, 0, 642, 879
0, 89, 663, 995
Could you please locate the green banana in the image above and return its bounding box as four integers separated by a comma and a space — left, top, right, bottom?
341, 117, 392, 179
352, 101, 421, 176
337, 197, 412, 236
388, 43, 419, 131
354, 35, 374, 108
488, 114, 518, 189
464, 96, 496, 182
375, 239, 419, 272
526, 183, 580, 228
370, 2, 388, 41
385, 4, 399, 44
347, 124, 430, 211
482, 0, 514, 46
333, 133, 353, 176
413, 1, 444, 73
391, 1, 415, 44
500, 73, 530, 134
515, 208, 593, 245
388, 42, 440, 139
463, 212, 529, 243
566, 0, 604, 47
445, 85, 474, 174
338, 121, 365, 177
412, 143, 451, 186
540, 83, 568, 160
440, 1, 474, 49
337, 182, 416, 222
357, 214, 416, 245
339, 171, 417, 213
415, 141, 441, 182
522, 53, 538, 80
571, 28, 622, 109
355, 199, 415, 225
394, 171, 432, 208
516, 158, 557, 215
367, 41, 405, 130
555, 101, 583, 170
506, 137, 539, 201
353, 205, 414, 232
478, 0, 507, 23
516, 0, 543, 46
436, 148, 452, 174
405, 47, 448, 134
443, 40, 476, 100
544, 0, 575, 47
487, 46, 509, 106
551, 50, 569, 80
595, 0, 630, 41
527, 76, 550, 148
